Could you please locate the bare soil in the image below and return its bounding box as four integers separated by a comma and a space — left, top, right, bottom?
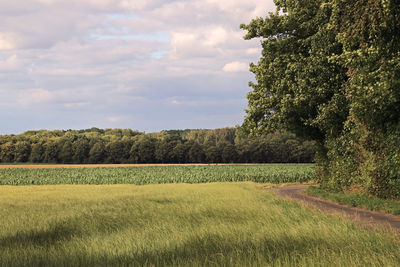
273, 185, 400, 232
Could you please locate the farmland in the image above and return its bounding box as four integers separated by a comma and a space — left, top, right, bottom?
1, 164, 399, 266
1, 182, 400, 266
0, 164, 314, 185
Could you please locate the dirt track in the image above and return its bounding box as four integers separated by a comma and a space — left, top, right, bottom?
273, 185, 400, 232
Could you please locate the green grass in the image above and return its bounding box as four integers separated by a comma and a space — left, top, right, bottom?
1, 182, 400, 266
305, 186, 400, 215
0, 164, 314, 185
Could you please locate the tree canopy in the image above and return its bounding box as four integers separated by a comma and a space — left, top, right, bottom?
241, 0, 400, 198
0, 128, 315, 165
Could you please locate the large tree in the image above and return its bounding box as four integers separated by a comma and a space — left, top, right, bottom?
241, 0, 400, 197
329, 0, 400, 197
241, 0, 348, 141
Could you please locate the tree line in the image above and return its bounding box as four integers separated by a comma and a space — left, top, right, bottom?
0, 128, 314, 164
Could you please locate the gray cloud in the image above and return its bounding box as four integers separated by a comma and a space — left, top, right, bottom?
0, 0, 275, 134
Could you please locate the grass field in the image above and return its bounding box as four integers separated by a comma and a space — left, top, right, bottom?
1, 182, 399, 266
0, 164, 314, 185
306, 186, 400, 215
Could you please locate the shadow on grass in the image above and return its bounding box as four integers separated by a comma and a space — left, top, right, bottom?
0, 212, 138, 250
2, 230, 347, 266
0, 219, 82, 248
111, 233, 331, 266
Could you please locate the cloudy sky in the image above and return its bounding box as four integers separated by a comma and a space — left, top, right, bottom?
0, 0, 275, 134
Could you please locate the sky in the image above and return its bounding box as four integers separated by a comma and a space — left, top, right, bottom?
0, 0, 275, 134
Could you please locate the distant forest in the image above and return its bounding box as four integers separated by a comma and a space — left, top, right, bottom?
0, 128, 315, 164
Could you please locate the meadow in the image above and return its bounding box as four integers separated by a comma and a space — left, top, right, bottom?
1, 182, 400, 266
0, 164, 314, 185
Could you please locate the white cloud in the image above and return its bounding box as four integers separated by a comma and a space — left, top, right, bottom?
171, 32, 197, 48
0, 0, 276, 133
0, 33, 17, 50
170, 30, 218, 59
223, 61, 248, 72
63, 102, 90, 108
18, 88, 54, 106
0, 54, 25, 72
246, 47, 261, 55
170, 99, 182, 105
106, 115, 134, 124
203, 27, 228, 46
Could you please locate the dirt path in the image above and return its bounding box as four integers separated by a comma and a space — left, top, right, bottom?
273, 185, 400, 232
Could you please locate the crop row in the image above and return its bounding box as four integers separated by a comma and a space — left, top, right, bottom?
0, 164, 314, 185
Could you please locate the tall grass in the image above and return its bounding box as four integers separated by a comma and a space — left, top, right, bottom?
0, 164, 314, 185
306, 186, 400, 215
1, 182, 399, 266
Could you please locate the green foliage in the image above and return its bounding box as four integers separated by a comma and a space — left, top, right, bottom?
29, 143, 44, 163
58, 141, 73, 163
187, 141, 206, 163
154, 139, 175, 163
106, 139, 131, 163
88, 142, 106, 163
219, 142, 238, 163
13, 141, 31, 162
0, 128, 315, 164
72, 137, 90, 164
306, 186, 400, 215
205, 145, 220, 163
130, 136, 157, 163
0, 164, 314, 185
0, 142, 15, 163
240, 0, 348, 141
242, 0, 400, 198
329, 0, 400, 198
44, 140, 59, 163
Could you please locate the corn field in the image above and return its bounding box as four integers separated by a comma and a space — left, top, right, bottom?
0, 164, 314, 185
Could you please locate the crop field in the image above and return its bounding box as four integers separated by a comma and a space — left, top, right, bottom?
0, 164, 314, 185
0, 163, 257, 169
2, 164, 398, 266
1, 182, 399, 266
